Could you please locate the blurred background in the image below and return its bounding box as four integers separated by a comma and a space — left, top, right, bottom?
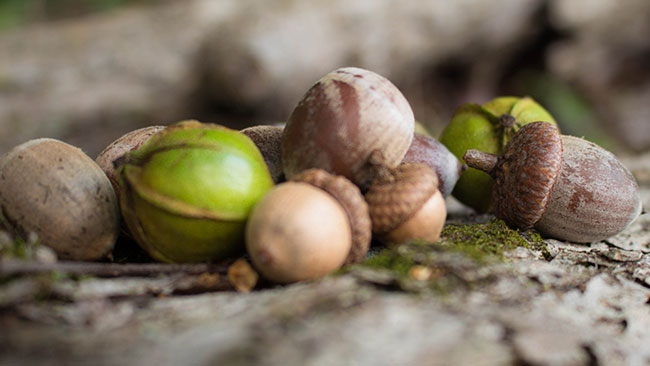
0, 0, 649, 157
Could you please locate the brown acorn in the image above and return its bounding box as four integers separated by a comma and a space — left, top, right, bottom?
365, 152, 447, 245
96, 126, 166, 197
281, 67, 414, 190
241, 125, 284, 183
246, 169, 371, 283
401, 133, 465, 197
464, 122, 642, 243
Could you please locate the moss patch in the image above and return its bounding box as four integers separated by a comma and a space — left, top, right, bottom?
439, 219, 546, 262
350, 220, 548, 294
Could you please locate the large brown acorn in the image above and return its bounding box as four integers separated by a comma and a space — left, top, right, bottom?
464, 122, 642, 243
365, 152, 447, 245
281, 67, 414, 190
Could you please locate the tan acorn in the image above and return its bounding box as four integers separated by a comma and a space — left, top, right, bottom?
365, 152, 447, 245
246, 169, 371, 283
464, 122, 642, 242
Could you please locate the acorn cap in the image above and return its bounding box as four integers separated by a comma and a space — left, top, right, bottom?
291, 168, 371, 264
365, 163, 439, 236
464, 121, 563, 230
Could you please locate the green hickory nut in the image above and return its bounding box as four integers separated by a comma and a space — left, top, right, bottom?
440, 96, 557, 213
117, 120, 274, 263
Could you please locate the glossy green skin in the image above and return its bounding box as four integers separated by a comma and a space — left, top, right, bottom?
440, 97, 557, 213
119, 121, 274, 263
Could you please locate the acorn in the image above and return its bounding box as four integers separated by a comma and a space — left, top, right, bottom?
365, 152, 447, 245
464, 122, 642, 243
96, 126, 166, 198
281, 67, 414, 190
440, 96, 557, 212
241, 125, 284, 183
246, 169, 371, 283
0, 138, 119, 260
401, 133, 465, 197
117, 121, 274, 263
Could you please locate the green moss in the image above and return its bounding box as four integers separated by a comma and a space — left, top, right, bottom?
439, 219, 544, 262
350, 220, 548, 294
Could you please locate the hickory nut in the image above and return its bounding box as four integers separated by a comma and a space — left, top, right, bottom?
282, 67, 414, 190
0, 138, 120, 260
246, 169, 371, 283
464, 122, 642, 242
117, 121, 274, 263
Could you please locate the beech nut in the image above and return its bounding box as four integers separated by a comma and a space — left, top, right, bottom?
365, 155, 447, 245
0, 138, 120, 260
245, 169, 371, 283
281, 67, 414, 190
464, 122, 642, 243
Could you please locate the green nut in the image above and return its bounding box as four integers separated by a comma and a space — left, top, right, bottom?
118, 120, 274, 263
440, 96, 557, 213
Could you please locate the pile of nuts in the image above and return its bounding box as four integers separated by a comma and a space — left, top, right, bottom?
0, 67, 643, 284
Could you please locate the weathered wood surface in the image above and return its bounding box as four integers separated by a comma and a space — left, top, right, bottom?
1, 154, 649, 366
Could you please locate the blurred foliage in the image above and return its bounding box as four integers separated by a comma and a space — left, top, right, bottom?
514, 70, 617, 151
0, 0, 155, 30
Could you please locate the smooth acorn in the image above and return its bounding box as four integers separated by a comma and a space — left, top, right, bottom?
117, 121, 274, 263
282, 67, 414, 190
401, 133, 465, 197
365, 152, 447, 245
0, 138, 119, 260
464, 122, 642, 243
440, 96, 557, 212
246, 169, 371, 283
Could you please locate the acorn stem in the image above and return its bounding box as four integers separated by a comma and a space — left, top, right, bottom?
499, 114, 516, 129
463, 149, 499, 176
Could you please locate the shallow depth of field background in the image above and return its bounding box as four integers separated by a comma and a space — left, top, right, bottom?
0, 0, 649, 157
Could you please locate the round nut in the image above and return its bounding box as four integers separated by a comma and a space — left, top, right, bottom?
245, 182, 352, 283
282, 67, 414, 189
0, 138, 120, 260
291, 168, 371, 264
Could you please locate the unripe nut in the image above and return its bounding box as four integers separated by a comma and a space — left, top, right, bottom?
282, 67, 414, 190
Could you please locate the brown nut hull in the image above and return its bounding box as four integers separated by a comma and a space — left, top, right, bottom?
535, 136, 642, 242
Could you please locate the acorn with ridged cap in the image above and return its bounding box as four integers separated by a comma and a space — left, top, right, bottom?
241, 125, 285, 183
464, 122, 642, 242
365, 152, 447, 245
281, 67, 414, 190
246, 169, 371, 283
